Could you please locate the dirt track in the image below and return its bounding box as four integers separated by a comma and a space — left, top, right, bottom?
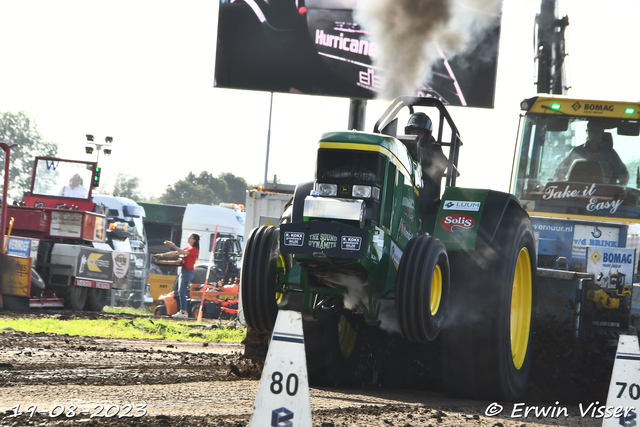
0, 309, 610, 426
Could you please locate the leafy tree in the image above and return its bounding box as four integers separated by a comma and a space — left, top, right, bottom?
160, 171, 250, 206
0, 111, 58, 200
112, 173, 142, 201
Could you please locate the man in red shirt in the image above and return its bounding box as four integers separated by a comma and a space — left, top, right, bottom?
164, 233, 200, 318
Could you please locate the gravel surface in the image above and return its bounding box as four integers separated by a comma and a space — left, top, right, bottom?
0, 309, 612, 426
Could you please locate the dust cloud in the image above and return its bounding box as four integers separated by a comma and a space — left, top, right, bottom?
355, 0, 502, 100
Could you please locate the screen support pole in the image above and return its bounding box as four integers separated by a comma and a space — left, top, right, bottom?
348, 98, 367, 131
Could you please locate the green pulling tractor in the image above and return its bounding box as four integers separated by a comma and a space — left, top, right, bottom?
240, 97, 537, 401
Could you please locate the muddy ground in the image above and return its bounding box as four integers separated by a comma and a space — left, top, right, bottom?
0, 309, 616, 427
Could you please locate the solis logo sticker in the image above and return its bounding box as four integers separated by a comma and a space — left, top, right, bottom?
440, 213, 475, 232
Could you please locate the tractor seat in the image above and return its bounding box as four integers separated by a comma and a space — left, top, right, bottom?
567, 159, 605, 184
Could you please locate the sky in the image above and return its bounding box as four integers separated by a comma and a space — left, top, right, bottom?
0, 0, 639, 201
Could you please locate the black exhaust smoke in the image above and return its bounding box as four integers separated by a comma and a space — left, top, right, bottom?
355, 0, 502, 100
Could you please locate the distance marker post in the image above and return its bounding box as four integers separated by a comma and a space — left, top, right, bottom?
602, 334, 639, 427
249, 310, 312, 427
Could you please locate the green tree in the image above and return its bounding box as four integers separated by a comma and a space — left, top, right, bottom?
113, 173, 142, 201
160, 171, 250, 205
0, 111, 58, 200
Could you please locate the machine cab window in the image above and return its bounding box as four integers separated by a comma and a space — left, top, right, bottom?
512, 97, 640, 220
31, 158, 96, 200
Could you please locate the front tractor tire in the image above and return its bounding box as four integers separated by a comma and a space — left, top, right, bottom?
396, 235, 450, 343
441, 204, 536, 401
240, 226, 290, 332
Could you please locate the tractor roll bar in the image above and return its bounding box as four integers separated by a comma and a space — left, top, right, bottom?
373, 96, 462, 188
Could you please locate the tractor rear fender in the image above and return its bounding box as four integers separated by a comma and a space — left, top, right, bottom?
435, 188, 524, 251
476, 191, 525, 248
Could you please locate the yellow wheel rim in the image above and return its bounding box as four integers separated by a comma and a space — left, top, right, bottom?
511, 247, 532, 370
275, 254, 286, 305
338, 315, 357, 358
431, 264, 442, 316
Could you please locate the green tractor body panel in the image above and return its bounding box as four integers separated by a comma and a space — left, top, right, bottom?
433, 187, 488, 251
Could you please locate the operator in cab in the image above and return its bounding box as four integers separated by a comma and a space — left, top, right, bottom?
405, 112, 448, 212
554, 121, 629, 185
58, 173, 89, 198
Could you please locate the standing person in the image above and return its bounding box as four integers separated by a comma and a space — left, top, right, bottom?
164, 233, 200, 318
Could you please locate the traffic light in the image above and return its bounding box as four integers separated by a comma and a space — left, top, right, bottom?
93, 166, 101, 188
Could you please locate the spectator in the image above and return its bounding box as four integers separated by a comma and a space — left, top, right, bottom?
163, 233, 200, 318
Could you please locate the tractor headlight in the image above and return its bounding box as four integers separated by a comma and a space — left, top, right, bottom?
352, 185, 371, 198
318, 183, 337, 196
352, 185, 380, 200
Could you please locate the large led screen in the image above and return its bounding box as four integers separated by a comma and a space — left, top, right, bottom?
214, 0, 502, 108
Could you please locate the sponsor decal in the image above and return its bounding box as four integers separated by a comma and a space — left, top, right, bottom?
308, 233, 337, 250
76, 279, 92, 288
6, 237, 31, 258
78, 248, 112, 281
586, 247, 635, 289
112, 251, 129, 280
584, 103, 614, 112
75, 279, 112, 289
402, 197, 415, 209
443, 200, 481, 211
401, 197, 415, 221
399, 220, 413, 241
50, 211, 82, 238
372, 234, 384, 249
284, 232, 304, 247
87, 253, 109, 272
543, 183, 624, 214
341, 236, 362, 251
390, 241, 402, 270
573, 225, 620, 260
440, 213, 475, 233
0, 256, 31, 297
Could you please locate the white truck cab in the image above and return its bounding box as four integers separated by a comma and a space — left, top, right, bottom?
92, 195, 147, 253
180, 203, 245, 264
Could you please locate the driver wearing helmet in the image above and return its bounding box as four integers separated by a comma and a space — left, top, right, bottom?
405, 112, 448, 211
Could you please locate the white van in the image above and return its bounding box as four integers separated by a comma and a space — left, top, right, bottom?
180, 204, 245, 264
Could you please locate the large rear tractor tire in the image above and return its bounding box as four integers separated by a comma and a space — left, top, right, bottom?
396, 236, 450, 343
304, 310, 372, 387
84, 288, 108, 311
440, 204, 536, 401
61, 285, 88, 311
240, 226, 291, 332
